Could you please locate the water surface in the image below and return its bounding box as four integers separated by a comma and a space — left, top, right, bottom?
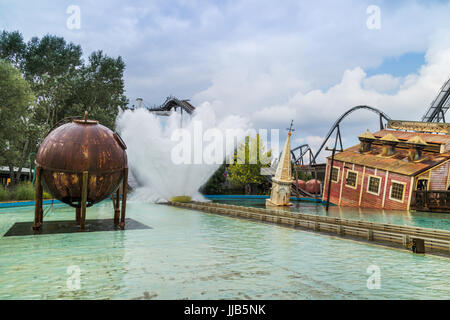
0, 201, 449, 299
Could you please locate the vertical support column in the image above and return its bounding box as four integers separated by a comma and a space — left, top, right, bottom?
33, 166, 43, 230
80, 171, 88, 230
114, 188, 121, 225
119, 168, 128, 229
38, 179, 43, 224
326, 150, 336, 211
76, 207, 81, 224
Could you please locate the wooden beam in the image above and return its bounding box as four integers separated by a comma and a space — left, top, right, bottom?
33, 166, 42, 230
76, 207, 81, 224
80, 171, 88, 230
114, 188, 120, 225
120, 168, 128, 229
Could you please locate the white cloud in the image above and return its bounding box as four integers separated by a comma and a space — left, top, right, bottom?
2, 0, 450, 162
363, 74, 402, 93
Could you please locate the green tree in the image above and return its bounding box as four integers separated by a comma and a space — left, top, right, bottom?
200, 163, 227, 194
0, 31, 26, 68
0, 31, 128, 131
228, 134, 272, 191
62, 50, 128, 129
0, 30, 129, 184
0, 60, 35, 186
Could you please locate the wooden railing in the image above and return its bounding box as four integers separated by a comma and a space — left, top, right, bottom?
411, 190, 450, 213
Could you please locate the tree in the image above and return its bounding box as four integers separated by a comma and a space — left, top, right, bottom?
200, 163, 227, 194
0, 31, 26, 68
62, 50, 128, 129
0, 31, 128, 131
0, 30, 129, 185
0, 60, 35, 186
228, 134, 272, 192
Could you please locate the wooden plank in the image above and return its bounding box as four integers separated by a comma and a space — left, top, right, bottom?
80, 171, 88, 230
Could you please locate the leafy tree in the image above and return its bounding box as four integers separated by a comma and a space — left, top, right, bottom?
0, 30, 129, 185
0, 31, 26, 68
62, 51, 128, 129
0, 60, 35, 186
0, 31, 128, 131
228, 134, 272, 190
200, 163, 227, 194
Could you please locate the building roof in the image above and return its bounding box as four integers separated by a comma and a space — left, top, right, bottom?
407, 136, 428, 145
372, 129, 450, 145
380, 133, 400, 142
330, 144, 450, 176
0, 166, 32, 174
358, 129, 376, 139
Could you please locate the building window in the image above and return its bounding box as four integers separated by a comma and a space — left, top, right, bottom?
346, 170, 358, 188
367, 176, 381, 195
331, 167, 340, 182
416, 179, 428, 191
390, 182, 405, 202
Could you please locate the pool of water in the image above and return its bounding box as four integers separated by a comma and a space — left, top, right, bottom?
211, 198, 450, 231
0, 200, 449, 299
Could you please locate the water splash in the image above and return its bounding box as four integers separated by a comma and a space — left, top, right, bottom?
116, 104, 250, 203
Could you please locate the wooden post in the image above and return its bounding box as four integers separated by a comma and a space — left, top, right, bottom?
76, 207, 81, 224
114, 188, 121, 225
119, 168, 128, 229
80, 171, 88, 230
314, 166, 318, 200
33, 166, 43, 230
38, 181, 43, 224
326, 148, 336, 211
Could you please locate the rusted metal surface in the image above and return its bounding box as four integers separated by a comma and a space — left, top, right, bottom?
36, 118, 128, 208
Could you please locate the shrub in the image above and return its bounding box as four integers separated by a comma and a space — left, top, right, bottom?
14, 183, 35, 200
43, 192, 52, 199
0, 187, 9, 201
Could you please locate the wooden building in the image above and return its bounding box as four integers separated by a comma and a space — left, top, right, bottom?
323, 122, 450, 212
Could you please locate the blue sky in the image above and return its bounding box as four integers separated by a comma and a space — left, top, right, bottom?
1, 0, 450, 159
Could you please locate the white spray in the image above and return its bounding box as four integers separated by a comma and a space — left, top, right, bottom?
116, 104, 250, 203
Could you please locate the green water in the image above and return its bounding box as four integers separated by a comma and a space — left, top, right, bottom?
0, 201, 449, 299
213, 198, 450, 231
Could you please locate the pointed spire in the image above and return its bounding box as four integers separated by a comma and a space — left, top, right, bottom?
274, 129, 292, 182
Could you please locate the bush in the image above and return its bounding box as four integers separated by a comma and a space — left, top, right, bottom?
0, 182, 54, 202
14, 183, 35, 200
43, 192, 52, 199
0, 187, 9, 201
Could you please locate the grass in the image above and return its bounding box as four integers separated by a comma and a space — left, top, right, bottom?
170, 195, 192, 203
0, 182, 52, 202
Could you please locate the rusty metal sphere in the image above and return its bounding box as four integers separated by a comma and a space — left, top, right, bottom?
292, 179, 306, 191
306, 179, 321, 195
36, 118, 128, 208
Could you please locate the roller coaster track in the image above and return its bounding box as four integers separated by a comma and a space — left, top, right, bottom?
422, 78, 450, 122
290, 105, 391, 165
145, 95, 196, 115
290, 77, 450, 165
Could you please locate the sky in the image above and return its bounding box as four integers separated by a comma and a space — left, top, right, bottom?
1, 0, 450, 161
